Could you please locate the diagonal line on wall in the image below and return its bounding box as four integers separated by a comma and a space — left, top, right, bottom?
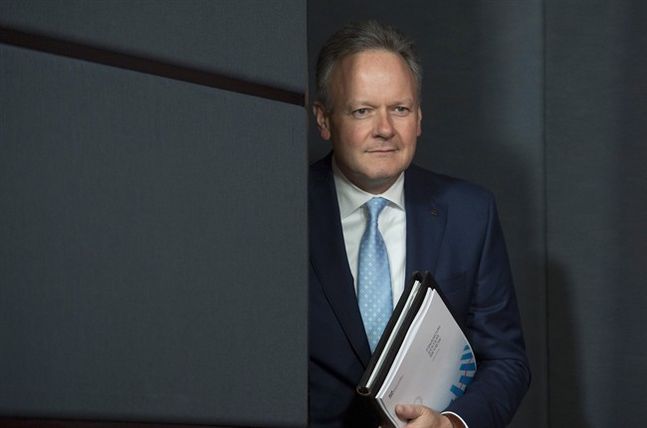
0, 26, 305, 107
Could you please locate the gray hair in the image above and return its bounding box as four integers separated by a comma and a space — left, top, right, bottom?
315, 20, 422, 110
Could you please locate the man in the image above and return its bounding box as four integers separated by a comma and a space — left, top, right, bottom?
308, 21, 530, 428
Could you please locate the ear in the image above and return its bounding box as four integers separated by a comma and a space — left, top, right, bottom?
313, 102, 332, 141
416, 106, 422, 137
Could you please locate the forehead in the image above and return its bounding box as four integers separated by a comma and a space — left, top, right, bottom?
328, 49, 416, 106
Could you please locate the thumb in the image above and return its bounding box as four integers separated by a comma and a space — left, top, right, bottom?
395, 403, 424, 421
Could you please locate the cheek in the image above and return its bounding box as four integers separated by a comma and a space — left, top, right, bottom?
401, 124, 420, 147
336, 128, 365, 150
404, 141, 417, 159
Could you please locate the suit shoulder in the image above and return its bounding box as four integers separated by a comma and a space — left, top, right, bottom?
406, 164, 495, 206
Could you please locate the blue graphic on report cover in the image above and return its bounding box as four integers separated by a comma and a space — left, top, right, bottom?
450, 345, 476, 399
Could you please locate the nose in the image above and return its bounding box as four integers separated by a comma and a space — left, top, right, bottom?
374, 110, 395, 139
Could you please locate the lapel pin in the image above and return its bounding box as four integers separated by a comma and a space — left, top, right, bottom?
430, 208, 439, 216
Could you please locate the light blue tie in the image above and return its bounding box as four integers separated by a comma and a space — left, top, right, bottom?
357, 197, 393, 352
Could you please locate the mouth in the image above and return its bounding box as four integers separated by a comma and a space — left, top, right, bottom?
365, 147, 398, 154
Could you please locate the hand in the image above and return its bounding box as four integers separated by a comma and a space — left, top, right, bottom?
395, 404, 455, 428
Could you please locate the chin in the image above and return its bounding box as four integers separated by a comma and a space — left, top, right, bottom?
367, 165, 405, 180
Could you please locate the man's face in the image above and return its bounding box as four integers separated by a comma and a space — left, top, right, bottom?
314, 49, 421, 194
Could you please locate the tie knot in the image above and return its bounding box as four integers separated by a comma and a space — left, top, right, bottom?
365, 197, 388, 221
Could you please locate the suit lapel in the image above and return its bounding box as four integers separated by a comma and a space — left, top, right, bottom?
404, 166, 448, 280
309, 157, 372, 365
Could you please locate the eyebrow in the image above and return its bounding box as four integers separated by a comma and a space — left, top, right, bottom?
347, 98, 415, 107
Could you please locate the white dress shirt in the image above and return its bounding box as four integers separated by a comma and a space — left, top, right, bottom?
332, 160, 407, 307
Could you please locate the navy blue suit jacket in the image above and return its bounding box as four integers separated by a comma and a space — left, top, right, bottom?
308, 155, 530, 428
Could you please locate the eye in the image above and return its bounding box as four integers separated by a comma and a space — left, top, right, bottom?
352, 108, 371, 118
393, 106, 411, 115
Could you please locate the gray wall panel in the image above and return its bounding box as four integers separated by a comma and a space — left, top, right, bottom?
546, 1, 647, 425
308, 2, 545, 427
0, 43, 307, 427
0, 0, 306, 92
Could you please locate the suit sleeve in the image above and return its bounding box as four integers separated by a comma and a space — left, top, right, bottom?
443, 194, 531, 428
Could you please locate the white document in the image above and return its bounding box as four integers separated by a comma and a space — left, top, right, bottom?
375, 288, 476, 427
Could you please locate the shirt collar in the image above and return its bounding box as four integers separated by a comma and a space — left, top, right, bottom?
332, 158, 405, 219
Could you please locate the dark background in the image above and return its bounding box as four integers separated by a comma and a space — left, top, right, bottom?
2, 1, 646, 427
